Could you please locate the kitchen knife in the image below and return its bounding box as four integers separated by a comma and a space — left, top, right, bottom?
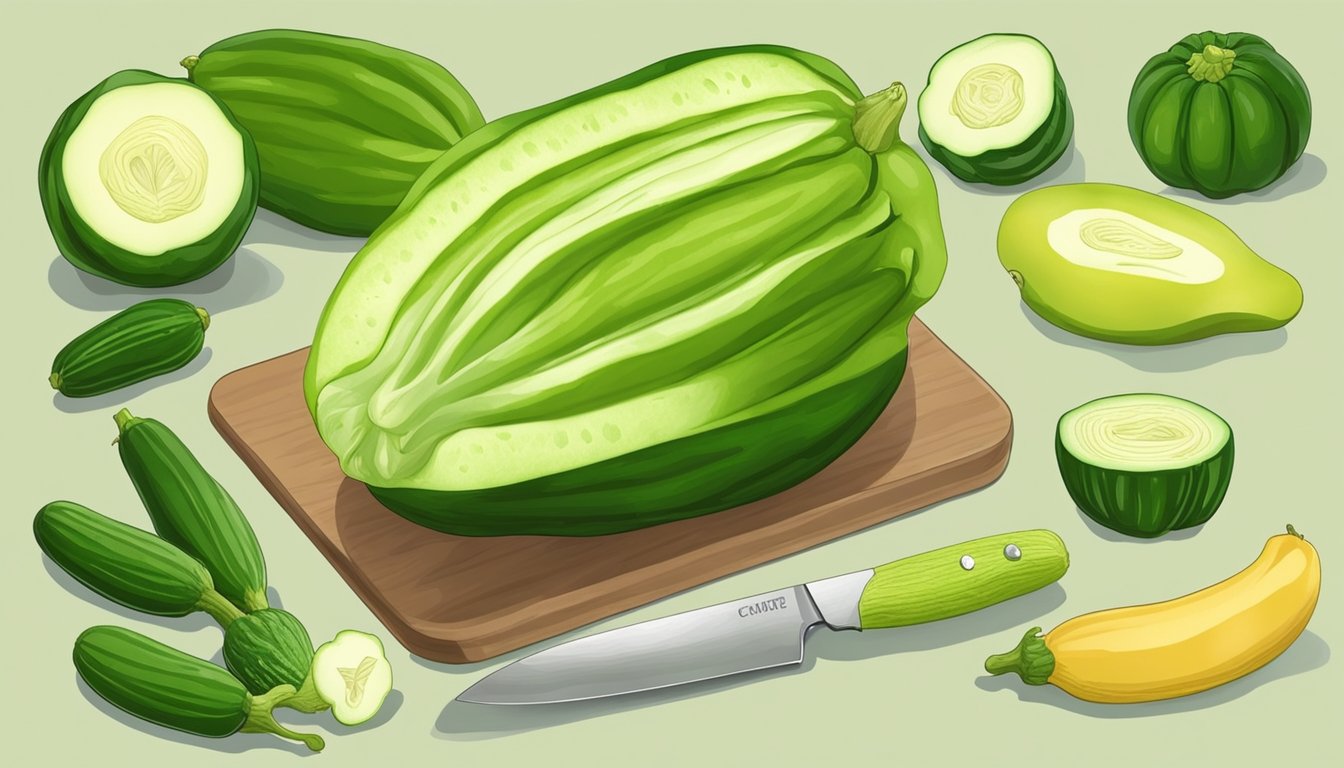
457, 529, 1068, 705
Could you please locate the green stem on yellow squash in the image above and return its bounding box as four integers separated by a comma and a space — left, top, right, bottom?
984, 626, 1056, 685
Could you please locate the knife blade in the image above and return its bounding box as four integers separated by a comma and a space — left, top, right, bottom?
457, 529, 1068, 705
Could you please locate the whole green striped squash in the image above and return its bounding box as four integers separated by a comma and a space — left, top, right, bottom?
305, 45, 948, 536
184, 29, 485, 235
1128, 31, 1311, 199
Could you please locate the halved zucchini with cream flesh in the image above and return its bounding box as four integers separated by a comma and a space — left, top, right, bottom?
1056, 393, 1234, 538
39, 70, 258, 287
918, 34, 1073, 185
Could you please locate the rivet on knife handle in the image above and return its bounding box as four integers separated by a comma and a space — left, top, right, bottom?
857, 530, 1069, 630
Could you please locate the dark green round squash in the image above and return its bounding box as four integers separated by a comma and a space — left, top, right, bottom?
1127, 31, 1311, 199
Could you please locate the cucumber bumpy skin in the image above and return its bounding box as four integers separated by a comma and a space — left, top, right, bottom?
114, 408, 269, 612
50, 298, 210, 397
74, 625, 323, 751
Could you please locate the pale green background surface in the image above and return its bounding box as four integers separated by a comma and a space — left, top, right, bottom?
4, 0, 1341, 765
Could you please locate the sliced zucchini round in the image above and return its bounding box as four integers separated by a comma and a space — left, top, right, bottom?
1056, 393, 1234, 538
39, 70, 259, 287
917, 34, 1073, 185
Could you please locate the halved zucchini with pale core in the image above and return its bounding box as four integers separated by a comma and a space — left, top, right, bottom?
1056, 393, 1234, 538
918, 34, 1073, 185
39, 70, 258, 287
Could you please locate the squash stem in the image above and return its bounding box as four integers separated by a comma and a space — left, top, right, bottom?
49, 372, 62, 391
852, 82, 908, 154
279, 672, 330, 714
1186, 44, 1236, 83
984, 626, 1055, 685
112, 407, 140, 435
243, 684, 325, 752
180, 55, 200, 72
195, 307, 211, 331
197, 587, 245, 628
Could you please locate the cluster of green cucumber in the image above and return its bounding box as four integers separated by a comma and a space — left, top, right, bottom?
35, 409, 391, 751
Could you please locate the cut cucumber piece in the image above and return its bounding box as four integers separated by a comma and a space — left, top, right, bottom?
39, 70, 259, 287
1056, 393, 1234, 538
917, 34, 1072, 185
312, 630, 392, 725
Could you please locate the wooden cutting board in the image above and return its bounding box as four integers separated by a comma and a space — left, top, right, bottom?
208, 318, 1011, 663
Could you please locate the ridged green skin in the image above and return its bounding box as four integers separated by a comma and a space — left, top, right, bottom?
918, 36, 1074, 186
1128, 32, 1311, 199
859, 530, 1069, 628
34, 500, 212, 616
116, 410, 268, 611
50, 298, 208, 397
223, 609, 314, 695
74, 626, 249, 738
38, 70, 259, 287
306, 45, 947, 536
1055, 398, 1235, 538
184, 29, 485, 236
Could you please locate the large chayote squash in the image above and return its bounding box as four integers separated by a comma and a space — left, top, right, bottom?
305, 46, 947, 536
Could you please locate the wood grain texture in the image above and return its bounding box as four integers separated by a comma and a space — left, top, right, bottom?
207, 317, 1012, 663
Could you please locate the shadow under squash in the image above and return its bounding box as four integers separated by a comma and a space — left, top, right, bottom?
1018, 301, 1288, 372
1162, 153, 1326, 205
47, 247, 283, 314
51, 348, 214, 413
940, 142, 1086, 196
1075, 507, 1205, 543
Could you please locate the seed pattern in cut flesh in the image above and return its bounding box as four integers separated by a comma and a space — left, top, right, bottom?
950, 63, 1025, 129
99, 115, 209, 223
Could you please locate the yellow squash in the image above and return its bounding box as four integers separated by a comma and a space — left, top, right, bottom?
984, 526, 1321, 703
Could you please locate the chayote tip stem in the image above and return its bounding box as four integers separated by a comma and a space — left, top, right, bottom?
853, 82, 908, 154
984, 626, 1055, 685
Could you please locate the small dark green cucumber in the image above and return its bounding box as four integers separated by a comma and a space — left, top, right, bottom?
50, 298, 209, 397
74, 625, 323, 751
223, 609, 319, 707
34, 500, 242, 626
115, 409, 269, 612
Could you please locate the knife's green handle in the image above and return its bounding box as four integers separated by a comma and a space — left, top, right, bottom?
858, 529, 1068, 630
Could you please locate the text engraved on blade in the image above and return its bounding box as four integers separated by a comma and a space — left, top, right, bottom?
737, 595, 789, 618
